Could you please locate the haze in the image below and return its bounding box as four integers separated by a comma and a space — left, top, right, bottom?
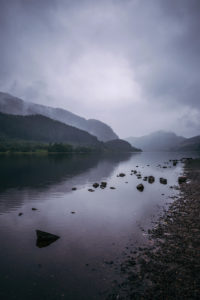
0, 0, 200, 138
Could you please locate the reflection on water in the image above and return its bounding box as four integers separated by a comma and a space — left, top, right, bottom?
0, 152, 199, 300
0, 153, 132, 214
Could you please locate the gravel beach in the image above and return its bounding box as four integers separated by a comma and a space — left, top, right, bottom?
109, 158, 200, 300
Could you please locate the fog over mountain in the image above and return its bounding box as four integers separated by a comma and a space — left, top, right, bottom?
0, 0, 200, 137
126, 131, 200, 152
0, 92, 118, 142
126, 131, 186, 152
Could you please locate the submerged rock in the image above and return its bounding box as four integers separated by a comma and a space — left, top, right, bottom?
36, 230, 60, 248
136, 184, 144, 191
32, 208, 37, 211
110, 187, 116, 189
18, 212, 23, 216
160, 177, 167, 184
72, 187, 77, 191
88, 189, 95, 192
93, 183, 99, 188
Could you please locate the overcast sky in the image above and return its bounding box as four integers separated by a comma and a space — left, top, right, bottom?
0, 0, 200, 138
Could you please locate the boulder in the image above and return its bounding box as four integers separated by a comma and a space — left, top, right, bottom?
36, 230, 60, 248
100, 182, 107, 188
160, 178, 167, 184
148, 176, 155, 183
178, 176, 187, 184
119, 173, 126, 177
93, 183, 99, 188
136, 184, 144, 191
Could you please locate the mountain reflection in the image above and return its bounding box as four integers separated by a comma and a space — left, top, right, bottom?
0, 153, 136, 213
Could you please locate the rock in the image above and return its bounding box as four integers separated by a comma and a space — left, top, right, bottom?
137, 184, 144, 191
32, 208, 37, 211
100, 182, 107, 188
178, 176, 187, 184
110, 187, 116, 189
119, 173, 126, 177
93, 183, 99, 188
160, 178, 167, 184
72, 187, 77, 191
148, 176, 155, 183
36, 230, 60, 248
88, 189, 95, 192
18, 212, 23, 216
71, 211, 76, 214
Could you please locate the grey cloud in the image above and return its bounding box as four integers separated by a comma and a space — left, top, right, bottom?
0, 0, 200, 137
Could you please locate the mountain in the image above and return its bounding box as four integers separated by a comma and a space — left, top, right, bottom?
105, 139, 141, 152
0, 112, 101, 147
125, 131, 186, 151
172, 135, 200, 152
0, 92, 118, 142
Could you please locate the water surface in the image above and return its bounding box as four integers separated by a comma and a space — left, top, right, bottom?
0, 152, 198, 299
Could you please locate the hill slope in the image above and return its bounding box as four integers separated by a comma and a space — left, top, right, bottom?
0, 112, 101, 147
0, 92, 118, 142
125, 131, 186, 151
172, 135, 200, 152
105, 139, 141, 152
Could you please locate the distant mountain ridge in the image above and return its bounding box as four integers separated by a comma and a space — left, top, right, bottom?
172, 135, 200, 152
0, 92, 118, 142
125, 131, 200, 152
125, 131, 187, 151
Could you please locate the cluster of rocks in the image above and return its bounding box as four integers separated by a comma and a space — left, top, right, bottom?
109, 158, 199, 300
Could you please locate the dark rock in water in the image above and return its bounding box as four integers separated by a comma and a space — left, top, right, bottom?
18, 212, 23, 216
110, 187, 116, 189
160, 177, 167, 184
133, 170, 137, 174
100, 182, 107, 188
136, 184, 144, 191
72, 187, 77, 191
163, 166, 167, 168
93, 183, 99, 188
32, 208, 37, 211
119, 173, 126, 177
36, 230, 60, 248
88, 189, 95, 192
148, 176, 155, 183
173, 160, 178, 166
143, 176, 148, 181
71, 211, 76, 214
178, 176, 187, 184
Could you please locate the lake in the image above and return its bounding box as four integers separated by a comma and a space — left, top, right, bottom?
0, 152, 198, 300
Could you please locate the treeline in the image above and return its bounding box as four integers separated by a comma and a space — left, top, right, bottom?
0, 141, 98, 154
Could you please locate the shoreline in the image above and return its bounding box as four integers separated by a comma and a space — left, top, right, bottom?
109, 158, 200, 299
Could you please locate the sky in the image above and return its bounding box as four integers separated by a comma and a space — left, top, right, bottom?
0, 0, 200, 138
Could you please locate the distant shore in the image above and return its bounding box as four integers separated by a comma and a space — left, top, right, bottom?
110, 158, 200, 299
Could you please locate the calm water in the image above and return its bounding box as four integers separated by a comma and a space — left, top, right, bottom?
0, 152, 198, 300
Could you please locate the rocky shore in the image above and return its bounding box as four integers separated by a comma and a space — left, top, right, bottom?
109, 158, 200, 299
